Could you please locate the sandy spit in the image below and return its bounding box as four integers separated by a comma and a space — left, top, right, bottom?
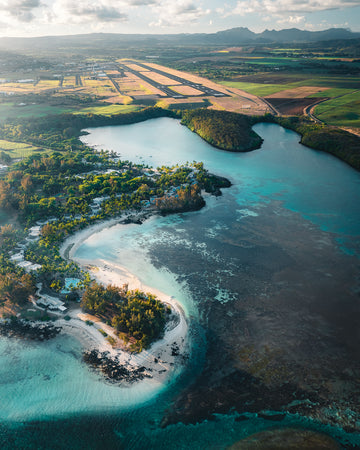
59, 214, 190, 386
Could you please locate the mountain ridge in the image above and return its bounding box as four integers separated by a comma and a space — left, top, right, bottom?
0, 27, 358, 51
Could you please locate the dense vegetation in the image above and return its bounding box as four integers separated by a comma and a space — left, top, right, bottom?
81, 282, 168, 351
181, 109, 263, 152
0, 225, 36, 307
0, 110, 230, 317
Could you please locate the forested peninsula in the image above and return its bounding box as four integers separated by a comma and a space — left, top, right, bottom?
181, 109, 263, 152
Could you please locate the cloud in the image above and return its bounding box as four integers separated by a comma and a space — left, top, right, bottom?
149, 0, 210, 27
128, 0, 158, 5
230, 0, 359, 16
277, 15, 305, 25
0, 0, 42, 22
52, 0, 129, 24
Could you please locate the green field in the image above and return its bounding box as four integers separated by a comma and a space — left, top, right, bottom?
74, 104, 141, 115
307, 88, 353, 98
220, 81, 297, 96
221, 75, 360, 98
0, 139, 48, 159
0, 102, 74, 123
313, 91, 360, 128
237, 57, 304, 67
0, 102, 142, 124
297, 76, 360, 89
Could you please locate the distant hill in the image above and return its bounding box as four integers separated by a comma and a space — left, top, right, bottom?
0, 27, 359, 52
184, 27, 360, 45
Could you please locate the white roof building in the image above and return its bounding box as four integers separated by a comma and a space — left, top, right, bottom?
36, 294, 67, 312
17, 261, 42, 272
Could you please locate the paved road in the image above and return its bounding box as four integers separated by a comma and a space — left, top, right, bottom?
304, 99, 326, 123
261, 97, 280, 116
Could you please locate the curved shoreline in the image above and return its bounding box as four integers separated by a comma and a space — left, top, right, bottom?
59, 214, 190, 387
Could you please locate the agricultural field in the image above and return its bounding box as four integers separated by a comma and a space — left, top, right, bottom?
0, 138, 49, 159
74, 104, 141, 115
219, 72, 360, 128
220, 80, 301, 97
0, 42, 357, 130
313, 90, 360, 128
220, 75, 360, 97
81, 78, 116, 96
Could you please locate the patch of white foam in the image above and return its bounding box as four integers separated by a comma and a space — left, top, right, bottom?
236, 208, 259, 220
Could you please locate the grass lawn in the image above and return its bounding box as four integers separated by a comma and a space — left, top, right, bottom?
74, 104, 141, 115
313, 91, 360, 128
0, 139, 49, 158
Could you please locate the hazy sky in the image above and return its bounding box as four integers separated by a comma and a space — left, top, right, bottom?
0, 0, 359, 37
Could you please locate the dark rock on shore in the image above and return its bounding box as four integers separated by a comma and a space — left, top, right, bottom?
122, 214, 150, 225
83, 349, 152, 383
257, 412, 286, 422
0, 317, 61, 341
204, 174, 232, 197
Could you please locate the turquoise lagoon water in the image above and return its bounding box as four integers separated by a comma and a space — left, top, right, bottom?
1, 119, 360, 448
82, 119, 360, 237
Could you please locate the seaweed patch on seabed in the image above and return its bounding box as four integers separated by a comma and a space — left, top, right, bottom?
149, 201, 360, 433
83, 349, 153, 383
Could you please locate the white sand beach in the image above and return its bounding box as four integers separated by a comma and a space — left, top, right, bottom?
59, 217, 190, 385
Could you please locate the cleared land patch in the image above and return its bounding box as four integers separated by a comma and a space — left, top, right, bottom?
265, 97, 325, 115
266, 86, 329, 99
209, 96, 266, 114
264, 86, 331, 115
